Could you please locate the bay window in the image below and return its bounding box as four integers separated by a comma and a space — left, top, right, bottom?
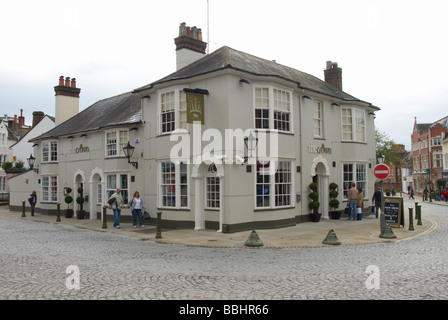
255, 87, 292, 132
343, 163, 367, 199
342, 107, 366, 143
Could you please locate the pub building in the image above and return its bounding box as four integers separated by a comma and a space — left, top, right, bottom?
9, 23, 380, 233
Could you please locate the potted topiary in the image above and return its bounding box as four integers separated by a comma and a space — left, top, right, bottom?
308, 182, 321, 222
76, 187, 85, 219
64, 187, 74, 218
329, 182, 341, 219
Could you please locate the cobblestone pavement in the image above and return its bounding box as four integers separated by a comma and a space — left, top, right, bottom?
1, 197, 447, 301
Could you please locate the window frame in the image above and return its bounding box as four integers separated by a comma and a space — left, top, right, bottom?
158, 88, 188, 135
254, 86, 293, 133
314, 100, 324, 138
159, 161, 189, 209
341, 107, 366, 143
105, 129, 129, 158
255, 159, 293, 209
342, 162, 367, 200
41, 140, 58, 163
41, 176, 58, 203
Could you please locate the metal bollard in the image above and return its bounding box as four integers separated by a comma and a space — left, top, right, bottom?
22, 201, 26, 217
408, 207, 414, 231
414, 202, 418, 219
56, 203, 61, 222
156, 211, 162, 239
102, 206, 107, 229
417, 205, 422, 225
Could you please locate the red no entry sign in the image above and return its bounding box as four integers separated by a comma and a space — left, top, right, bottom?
374, 164, 390, 180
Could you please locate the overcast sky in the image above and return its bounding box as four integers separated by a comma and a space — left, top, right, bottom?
1, 0, 447, 150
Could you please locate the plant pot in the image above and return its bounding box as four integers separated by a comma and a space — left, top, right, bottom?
76, 210, 85, 219
309, 213, 322, 222
65, 209, 74, 218
329, 211, 341, 220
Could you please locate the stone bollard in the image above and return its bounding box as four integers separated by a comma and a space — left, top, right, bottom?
56, 203, 61, 222
156, 211, 162, 239
417, 205, 422, 226
408, 207, 414, 231
102, 206, 107, 229
245, 230, 264, 247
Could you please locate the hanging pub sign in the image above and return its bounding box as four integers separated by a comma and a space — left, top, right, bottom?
185, 88, 208, 124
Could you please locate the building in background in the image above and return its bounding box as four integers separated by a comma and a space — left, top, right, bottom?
411, 116, 448, 195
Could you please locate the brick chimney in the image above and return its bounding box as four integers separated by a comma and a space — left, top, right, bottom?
174, 22, 207, 70
32, 111, 45, 127
54, 76, 81, 126
324, 61, 343, 91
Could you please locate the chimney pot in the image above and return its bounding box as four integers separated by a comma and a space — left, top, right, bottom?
65, 77, 71, 87
59, 76, 64, 86
71, 78, 77, 88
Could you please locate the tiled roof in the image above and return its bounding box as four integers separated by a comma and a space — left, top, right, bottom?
31, 92, 141, 141
136, 46, 374, 105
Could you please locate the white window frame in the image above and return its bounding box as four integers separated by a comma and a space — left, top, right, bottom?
42, 140, 58, 163
105, 129, 129, 158
254, 86, 293, 133
42, 176, 58, 202
158, 88, 188, 135
159, 161, 189, 209
205, 164, 220, 209
342, 162, 367, 200
255, 159, 293, 209
314, 100, 324, 138
341, 107, 366, 143
105, 173, 130, 204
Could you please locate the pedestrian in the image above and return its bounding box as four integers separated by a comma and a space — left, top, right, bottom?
347, 182, 358, 221
423, 188, 428, 201
127, 191, 146, 228
372, 187, 382, 218
442, 188, 448, 202
409, 187, 415, 200
108, 188, 124, 229
28, 191, 37, 216
356, 187, 363, 220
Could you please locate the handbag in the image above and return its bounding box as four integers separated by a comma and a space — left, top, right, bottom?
107, 197, 116, 205
143, 211, 150, 221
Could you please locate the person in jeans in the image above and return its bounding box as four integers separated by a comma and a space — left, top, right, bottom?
108, 188, 124, 229
127, 191, 146, 228
347, 183, 358, 220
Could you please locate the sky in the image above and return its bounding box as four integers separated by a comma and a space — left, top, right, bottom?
1, 0, 447, 150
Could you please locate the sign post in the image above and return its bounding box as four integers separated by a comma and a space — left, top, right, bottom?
374, 164, 390, 233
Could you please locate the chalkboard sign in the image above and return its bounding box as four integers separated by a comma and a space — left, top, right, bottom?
384, 197, 404, 227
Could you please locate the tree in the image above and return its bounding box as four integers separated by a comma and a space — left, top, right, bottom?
375, 129, 402, 166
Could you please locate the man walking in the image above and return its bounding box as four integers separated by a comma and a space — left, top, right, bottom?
347, 183, 358, 220
108, 188, 124, 229
372, 187, 382, 218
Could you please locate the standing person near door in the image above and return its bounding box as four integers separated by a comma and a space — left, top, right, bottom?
108, 188, 124, 229
347, 182, 358, 221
